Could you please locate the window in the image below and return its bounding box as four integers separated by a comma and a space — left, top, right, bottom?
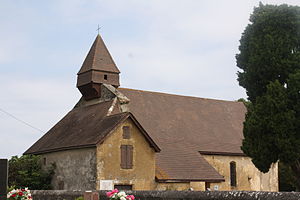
230, 161, 237, 187
120, 145, 133, 169
58, 181, 64, 190
43, 157, 47, 165
205, 182, 210, 190
104, 74, 108, 80
114, 185, 132, 191
123, 126, 130, 139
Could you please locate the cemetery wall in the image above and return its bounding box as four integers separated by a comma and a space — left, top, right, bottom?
31, 190, 300, 200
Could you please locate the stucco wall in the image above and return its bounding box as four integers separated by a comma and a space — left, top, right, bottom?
96, 118, 156, 190
202, 155, 278, 191
41, 148, 97, 190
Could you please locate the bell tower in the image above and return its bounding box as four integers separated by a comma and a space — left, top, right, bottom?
77, 34, 120, 100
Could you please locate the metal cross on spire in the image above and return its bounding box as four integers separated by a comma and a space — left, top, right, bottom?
96, 25, 101, 34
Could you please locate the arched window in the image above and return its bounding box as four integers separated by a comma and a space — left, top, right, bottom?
230, 161, 237, 187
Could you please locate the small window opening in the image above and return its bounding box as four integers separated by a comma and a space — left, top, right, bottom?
230, 161, 237, 187
114, 185, 132, 191
104, 74, 108, 80
43, 157, 47, 165
58, 181, 64, 190
205, 182, 210, 191
123, 126, 131, 139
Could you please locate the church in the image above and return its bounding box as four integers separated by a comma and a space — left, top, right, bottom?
25, 35, 278, 191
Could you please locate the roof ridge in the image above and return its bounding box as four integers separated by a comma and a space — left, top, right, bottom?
90, 35, 98, 70
119, 87, 243, 104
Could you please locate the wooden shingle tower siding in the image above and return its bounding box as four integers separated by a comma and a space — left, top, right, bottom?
77, 34, 120, 100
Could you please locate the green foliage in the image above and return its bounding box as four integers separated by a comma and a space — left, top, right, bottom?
236, 2, 300, 190
241, 80, 298, 171
279, 162, 297, 191
236, 3, 300, 102
8, 155, 55, 190
75, 197, 84, 200
237, 98, 250, 107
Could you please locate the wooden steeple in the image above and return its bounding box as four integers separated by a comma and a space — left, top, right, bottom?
77, 34, 120, 100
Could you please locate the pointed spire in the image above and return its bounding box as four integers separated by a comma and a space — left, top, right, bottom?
78, 34, 120, 75
77, 35, 120, 100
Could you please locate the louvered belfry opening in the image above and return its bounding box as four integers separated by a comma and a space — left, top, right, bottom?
77, 34, 120, 101
120, 145, 133, 169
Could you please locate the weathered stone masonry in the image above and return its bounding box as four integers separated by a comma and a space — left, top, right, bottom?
31, 190, 300, 200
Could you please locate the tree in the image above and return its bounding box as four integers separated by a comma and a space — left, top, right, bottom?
279, 162, 297, 191
237, 3, 300, 102
8, 155, 55, 190
236, 3, 300, 190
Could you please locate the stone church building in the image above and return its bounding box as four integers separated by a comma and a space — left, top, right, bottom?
25, 35, 278, 191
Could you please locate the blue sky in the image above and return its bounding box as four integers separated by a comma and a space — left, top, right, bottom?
1, 0, 299, 158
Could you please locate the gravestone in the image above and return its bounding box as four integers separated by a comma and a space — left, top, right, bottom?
0, 159, 8, 200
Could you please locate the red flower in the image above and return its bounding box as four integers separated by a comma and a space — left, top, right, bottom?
18, 192, 23, 196
21, 189, 25, 191
11, 193, 16, 197
126, 195, 135, 200
106, 191, 113, 197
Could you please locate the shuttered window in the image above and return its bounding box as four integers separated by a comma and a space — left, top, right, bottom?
120, 145, 133, 169
230, 161, 237, 187
123, 126, 130, 139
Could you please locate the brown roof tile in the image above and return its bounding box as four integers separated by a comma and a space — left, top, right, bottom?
118, 88, 246, 181
25, 87, 246, 182
24, 101, 159, 155
78, 35, 120, 75
119, 88, 246, 154
25, 101, 119, 154
156, 142, 224, 181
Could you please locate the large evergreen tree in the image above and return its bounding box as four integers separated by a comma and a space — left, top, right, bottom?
236, 3, 300, 190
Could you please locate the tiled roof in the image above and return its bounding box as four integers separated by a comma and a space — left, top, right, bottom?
25, 88, 246, 182
78, 34, 120, 74
24, 101, 159, 155
119, 88, 246, 154
119, 88, 246, 181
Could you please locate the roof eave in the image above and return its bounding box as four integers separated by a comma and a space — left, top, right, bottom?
199, 151, 246, 156
156, 178, 225, 183
96, 112, 161, 152
24, 144, 96, 155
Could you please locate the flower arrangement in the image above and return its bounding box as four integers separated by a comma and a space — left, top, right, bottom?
7, 188, 32, 200
106, 189, 135, 200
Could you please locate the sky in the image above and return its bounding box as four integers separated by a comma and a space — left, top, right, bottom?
1, 0, 300, 159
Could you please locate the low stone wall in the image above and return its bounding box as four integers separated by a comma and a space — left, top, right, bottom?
32, 190, 300, 200
32, 190, 83, 200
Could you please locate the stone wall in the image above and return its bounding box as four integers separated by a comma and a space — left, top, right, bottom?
41, 148, 97, 190
96, 118, 157, 190
202, 155, 278, 191
32, 190, 83, 200
31, 190, 300, 200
